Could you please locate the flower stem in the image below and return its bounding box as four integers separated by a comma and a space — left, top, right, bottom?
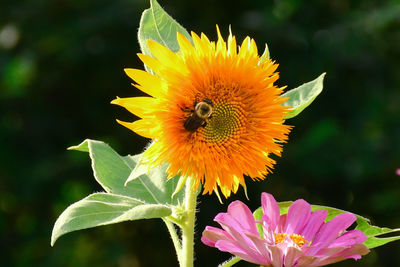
218, 256, 241, 267
181, 177, 197, 267
163, 218, 182, 266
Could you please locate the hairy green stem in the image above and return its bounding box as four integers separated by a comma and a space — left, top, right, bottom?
181, 177, 197, 267
163, 218, 182, 266
218, 256, 241, 267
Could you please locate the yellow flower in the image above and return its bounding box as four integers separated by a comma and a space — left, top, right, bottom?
112, 27, 291, 198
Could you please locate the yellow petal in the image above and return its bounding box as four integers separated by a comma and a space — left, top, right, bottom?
111, 96, 157, 118
250, 38, 258, 55
124, 68, 164, 98
227, 29, 237, 56
147, 40, 182, 70
238, 36, 251, 59
137, 53, 161, 74
116, 119, 159, 139
219, 185, 232, 199
191, 31, 211, 55
177, 32, 194, 55
240, 36, 251, 50
216, 25, 226, 55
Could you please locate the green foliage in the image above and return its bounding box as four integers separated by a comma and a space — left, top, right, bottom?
67, 139, 137, 197
51, 192, 172, 246
68, 139, 184, 205
51, 139, 184, 246
253, 202, 400, 250
1, 55, 35, 97
138, 0, 191, 58
282, 73, 326, 119
357, 217, 400, 249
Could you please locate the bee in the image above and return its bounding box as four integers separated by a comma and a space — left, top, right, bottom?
183, 99, 213, 132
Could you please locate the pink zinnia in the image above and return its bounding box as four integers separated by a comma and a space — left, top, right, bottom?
202, 193, 369, 266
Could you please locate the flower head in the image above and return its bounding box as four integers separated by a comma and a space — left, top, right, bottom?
112, 27, 291, 198
202, 193, 369, 266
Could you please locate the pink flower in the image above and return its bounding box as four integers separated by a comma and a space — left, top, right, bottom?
202, 193, 370, 267
396, 169, 400, 176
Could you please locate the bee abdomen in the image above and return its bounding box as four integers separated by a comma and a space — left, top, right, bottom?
184, 115, 205, 132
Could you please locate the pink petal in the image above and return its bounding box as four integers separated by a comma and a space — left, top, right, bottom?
201, 237, 216, 247
214, 201, 257, 236
295, 255, 318, 267
214, 213, 250, 241
312, 213, 356, 246
284, 199, 311, 235
283, 245, 303, 267
215, 215, 266, 263
215, 240, 264, 265
226, 200, 259, 235
262, 226, 276, 245
301, 210, 328, 242
328, 230, 367, 248
214, 211, 256, 244
313, 244, 370, 266
201, 226, 233, 247
268, 245, 284, 267
312, 246, 347, 258
244, 232, 273, 264
277, 214, 287, 233
261, 193, 281, 230
343, 243, 370, 257
345, 254, 362, 260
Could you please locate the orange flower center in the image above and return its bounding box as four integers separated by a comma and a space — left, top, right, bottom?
201, 100, 246, 144
274, 232, 308, 247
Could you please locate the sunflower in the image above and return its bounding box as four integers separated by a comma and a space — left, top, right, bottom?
112, 27, 291, 198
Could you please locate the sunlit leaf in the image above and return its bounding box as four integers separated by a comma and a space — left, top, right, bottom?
282, 72, 326, 119
51, 140, 185, 245
51, 193, 171, 246
68, 139, 184, 206
356, 218, 400, 249
138, 0, 191, 59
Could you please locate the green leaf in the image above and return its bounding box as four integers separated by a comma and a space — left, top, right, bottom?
138, 0, 192, 58
253, 202, 400, 249
52, 140, 185, 245
51, 193, 171, 246
282, 72, 326, 119
124, 150, 150, 185
356, 218, 400, 249
310, 204, 400, 249
253, 207, 264, 237
68, 139, 184, 206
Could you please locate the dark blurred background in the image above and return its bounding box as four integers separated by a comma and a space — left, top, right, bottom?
1, 0, 400, 266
